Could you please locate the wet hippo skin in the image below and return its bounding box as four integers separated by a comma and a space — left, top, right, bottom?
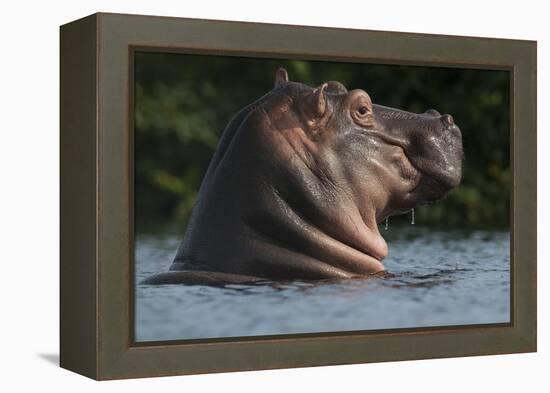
143, 68, 463, 284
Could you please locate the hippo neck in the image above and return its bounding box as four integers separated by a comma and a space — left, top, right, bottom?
241, 177, 388, 278
173, 172, 388, 280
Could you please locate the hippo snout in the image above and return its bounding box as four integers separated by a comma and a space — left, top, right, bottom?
371, 104, 463, 203
417, 110, 464, 200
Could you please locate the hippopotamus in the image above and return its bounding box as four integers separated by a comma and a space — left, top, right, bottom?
143, 68, 463, 285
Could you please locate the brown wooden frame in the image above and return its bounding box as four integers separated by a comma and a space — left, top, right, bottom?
60, 12, 536, 380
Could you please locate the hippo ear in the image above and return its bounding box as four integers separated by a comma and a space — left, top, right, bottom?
303, 83, 328, 120
274, 67, 289, 87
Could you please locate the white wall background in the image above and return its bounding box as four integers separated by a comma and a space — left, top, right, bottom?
0, 0, 546, 391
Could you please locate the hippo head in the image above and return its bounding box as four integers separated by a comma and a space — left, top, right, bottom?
169, 68, 463, 282
268, 68, 463, 219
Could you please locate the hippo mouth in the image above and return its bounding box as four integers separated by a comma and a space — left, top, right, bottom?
369, 130, 458, 206
392, 145, 422, 186
368, 131, 421, 182
401, 149, 458, 206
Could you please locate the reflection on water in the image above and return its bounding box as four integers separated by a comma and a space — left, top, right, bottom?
135, 227, 510, 341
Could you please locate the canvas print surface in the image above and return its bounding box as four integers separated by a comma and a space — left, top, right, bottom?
133, 52, 510, 342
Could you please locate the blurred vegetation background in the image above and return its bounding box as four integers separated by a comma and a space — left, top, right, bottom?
135, 52, 510, 233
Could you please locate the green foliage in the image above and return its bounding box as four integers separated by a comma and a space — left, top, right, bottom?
135, 52, 509, 230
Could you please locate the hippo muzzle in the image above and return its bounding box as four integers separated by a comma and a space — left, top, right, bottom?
142, 68, 463, 285
371, 104, 463, 208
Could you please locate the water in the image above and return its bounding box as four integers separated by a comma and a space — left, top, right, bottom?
135, 227, 510, 342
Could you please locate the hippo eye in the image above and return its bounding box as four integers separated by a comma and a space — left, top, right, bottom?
355, 105, 372, 119
350, 96, 374, 126
357, 106, 369, 115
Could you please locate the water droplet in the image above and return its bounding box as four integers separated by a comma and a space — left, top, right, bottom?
385, 217, 389, 230
411, 208, 415, 225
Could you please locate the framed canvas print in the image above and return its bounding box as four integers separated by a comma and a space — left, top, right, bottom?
60, 12, 536, 380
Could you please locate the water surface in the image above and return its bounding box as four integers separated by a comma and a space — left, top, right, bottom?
135, 227, 510, 341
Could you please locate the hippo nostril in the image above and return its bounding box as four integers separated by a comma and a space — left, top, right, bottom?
441, 114, 454, 126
